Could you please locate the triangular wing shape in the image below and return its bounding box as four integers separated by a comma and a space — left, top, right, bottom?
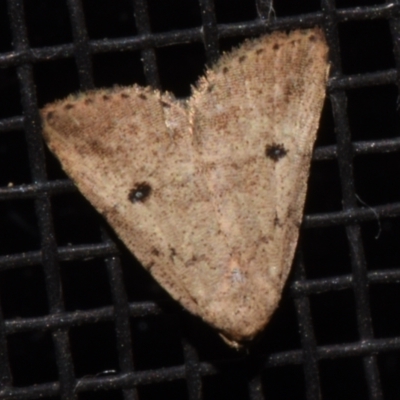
41, 28, 329, 346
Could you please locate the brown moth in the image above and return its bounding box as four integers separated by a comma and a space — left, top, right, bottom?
41, 28, 329, 347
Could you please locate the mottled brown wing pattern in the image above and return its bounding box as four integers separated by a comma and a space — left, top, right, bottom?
41, 28, 329, 347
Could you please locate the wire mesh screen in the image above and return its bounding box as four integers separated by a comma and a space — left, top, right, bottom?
1, 0, 400, 399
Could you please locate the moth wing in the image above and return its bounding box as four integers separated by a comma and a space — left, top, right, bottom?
41, 86, 220, 318
41, 28, 329, 346
187, 28, 329, 342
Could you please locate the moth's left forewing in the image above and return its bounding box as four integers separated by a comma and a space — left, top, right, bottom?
41, 87, 209, 317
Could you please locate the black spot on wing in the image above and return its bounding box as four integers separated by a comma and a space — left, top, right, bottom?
128, 182, 152, 203
265, 143, 288, 162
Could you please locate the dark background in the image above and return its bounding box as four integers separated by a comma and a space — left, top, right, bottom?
0, 0, 400, 399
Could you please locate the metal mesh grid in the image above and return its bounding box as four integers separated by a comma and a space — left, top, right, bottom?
1, 0, 400, 399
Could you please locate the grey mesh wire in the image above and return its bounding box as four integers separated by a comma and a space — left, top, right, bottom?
0, 0, 400, 399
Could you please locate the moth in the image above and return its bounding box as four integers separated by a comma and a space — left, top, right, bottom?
41, 28, 329, 347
